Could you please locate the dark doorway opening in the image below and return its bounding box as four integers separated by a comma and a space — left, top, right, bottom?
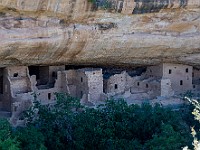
28, 66, 49, 86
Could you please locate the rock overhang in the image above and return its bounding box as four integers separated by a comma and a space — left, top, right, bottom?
0, 0, 199, 68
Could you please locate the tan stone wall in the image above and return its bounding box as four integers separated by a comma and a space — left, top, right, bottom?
161, 78, 174, 97
7, 66, 32, 95
163, 63, 193, 94
131, 78, 161, 99
65, 70, 77, 97
125, 73, 135, 90
106, 71, 126, 94
64, 68, 104, 103
7, 66, 28, 77
131, 79, 144, 94
148, 80, 161, 98
35, 88, 58, 103
86, 69, 103, 103
56, 70, 77, 98
76, 70, 89, 99
54, 71, 69, 92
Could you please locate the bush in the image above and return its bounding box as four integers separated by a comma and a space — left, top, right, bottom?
0, 119, 20, 150
1, 93, 195, 149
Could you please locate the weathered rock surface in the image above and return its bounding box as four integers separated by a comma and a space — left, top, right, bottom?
0, 0, 200, 67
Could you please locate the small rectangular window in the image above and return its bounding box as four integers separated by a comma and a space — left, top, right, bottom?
180, 80, 183, 85
186, 68, 188, 73
146, 84, 148, 88
48, 93, 51, 100
81, 77, 83, 82
115, 84, 118, 89
137, 82, 140, 86
169, 69, 172, 74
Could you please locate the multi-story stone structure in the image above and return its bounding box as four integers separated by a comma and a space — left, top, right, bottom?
0, 63, 199, 125
104, 63, 194, 100
64, 68, 103, 103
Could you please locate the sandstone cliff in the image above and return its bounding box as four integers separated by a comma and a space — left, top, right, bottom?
0, 0, 200, 67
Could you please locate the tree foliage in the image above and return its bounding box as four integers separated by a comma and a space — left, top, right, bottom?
183, 97, 200, 150
0, 93, 198, 149
0, 119, 20, 150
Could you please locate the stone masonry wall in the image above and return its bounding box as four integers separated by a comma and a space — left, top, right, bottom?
162, 63, 193, 94
106, 71, 126, 94
86, 69, 103, 103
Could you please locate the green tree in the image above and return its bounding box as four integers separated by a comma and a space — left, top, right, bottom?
0, 119, 20, 150
145, 124, 185, 150
14, 126, 46, 150
21, 94, 194, 150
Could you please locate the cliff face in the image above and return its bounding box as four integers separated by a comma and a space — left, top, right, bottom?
0, 0, 200, 67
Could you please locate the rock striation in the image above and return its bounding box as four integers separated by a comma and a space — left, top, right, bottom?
0, 0, 200, 67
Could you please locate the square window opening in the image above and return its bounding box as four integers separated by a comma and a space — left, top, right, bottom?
13, 73, 18, 77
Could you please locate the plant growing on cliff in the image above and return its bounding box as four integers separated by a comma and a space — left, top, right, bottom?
183, 97, 200, 150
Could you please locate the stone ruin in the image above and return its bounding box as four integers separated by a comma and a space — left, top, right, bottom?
0, 63, 200, 125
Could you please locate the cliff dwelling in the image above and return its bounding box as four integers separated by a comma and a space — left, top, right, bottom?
1, 62, 200, 121
0, 0, 199, 131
